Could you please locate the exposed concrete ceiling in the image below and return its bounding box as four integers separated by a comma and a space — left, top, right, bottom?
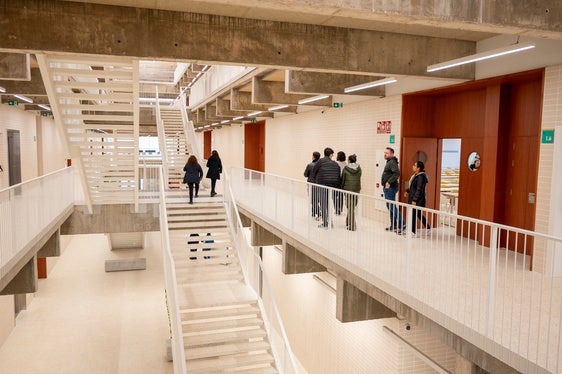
1, 0, 561, 125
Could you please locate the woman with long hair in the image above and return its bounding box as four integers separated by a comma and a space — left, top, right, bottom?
206, 150, 222, 197
406, 161, 431, 236
183, 155, 203, 204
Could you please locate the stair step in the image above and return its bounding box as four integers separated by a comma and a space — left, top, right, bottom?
175, 256, 238, 268
168, 221, 229, 229
186, 352, 275, 373
167, 213, 227, 221
178, 283, 257, 309
173, 242, 232, 251
184, 328, 267, 348
184, 317, 264, 333
229, 366, 278, 374
168, 228, 231, 236
180, 304, 260, 321
174, 263, 241, 275
185, 340, 271, 360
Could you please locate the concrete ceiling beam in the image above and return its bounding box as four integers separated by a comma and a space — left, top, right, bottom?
0, 52, 30, 80
253, 78, 332, 107
216, 97, 274, 118
1, 0, 475, 79
286, 70, 386, 96
0, 68, 46, 95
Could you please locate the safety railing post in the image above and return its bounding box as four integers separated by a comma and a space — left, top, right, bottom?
487, 225, 499, 337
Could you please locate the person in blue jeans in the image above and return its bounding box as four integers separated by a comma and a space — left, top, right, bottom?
381, 147, 405, 232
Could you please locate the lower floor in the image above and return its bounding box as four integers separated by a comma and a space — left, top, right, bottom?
0, 233, 173, 374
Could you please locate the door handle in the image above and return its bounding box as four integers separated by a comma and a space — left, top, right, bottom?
528, 192, 535, 204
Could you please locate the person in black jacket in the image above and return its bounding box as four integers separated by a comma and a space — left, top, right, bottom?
381, 147, 405, 232
310, 147, 341, 228
206, 150, 222, 197
406, 161, 431, 236
183, 155, 203, 204
304, 151, 321, 218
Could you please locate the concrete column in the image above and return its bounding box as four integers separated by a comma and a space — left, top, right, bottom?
37, 229, 60, 257
282, 241, 326, 274
0, 257, 37, 296
455, 354, 482, 374
336, 277, 395, 322
250, 221, 282, 246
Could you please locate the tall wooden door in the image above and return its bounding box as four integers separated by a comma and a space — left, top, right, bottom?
244, 121, 266, 172
502, 135, 539, 257
400, 137, 438, 209
203, 130, 212, 159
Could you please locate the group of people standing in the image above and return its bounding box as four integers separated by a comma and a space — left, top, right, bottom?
304, 147, 362, 231
182, 150, 222, 204
305, 146, 430, 236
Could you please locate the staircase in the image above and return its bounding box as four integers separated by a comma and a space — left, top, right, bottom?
166, 202, 279, 373
158, 106, 192, 191
37, 54, 139, 208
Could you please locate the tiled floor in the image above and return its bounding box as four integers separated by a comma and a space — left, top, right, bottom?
0, 232, 173, 374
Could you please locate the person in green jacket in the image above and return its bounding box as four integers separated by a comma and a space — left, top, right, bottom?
341, 154, 362, 231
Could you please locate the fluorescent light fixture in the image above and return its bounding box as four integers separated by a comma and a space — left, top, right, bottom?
220, 120, 230, 124
203, 125, 211, 128
38, 104, 51, 111
427, 43, 535, 72
196, 72, 202, 79
202, 65, 209, 72
14, 94, 33, 103
248, 111, 262, 117
233, 116, 245, 120
344, 77, 397, 93
268, 104, 289, 111
298, 95, 329, 105
211, 122, 218, 126
0, 86, 5, 93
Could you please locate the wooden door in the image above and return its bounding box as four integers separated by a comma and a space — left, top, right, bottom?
501, 136, 538, 257
244, 120, 266, 172
203, 130, 212, 159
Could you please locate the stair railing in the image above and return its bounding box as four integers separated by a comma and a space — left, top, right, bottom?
223, 168, 299, 373
157, 166, 187, 373
155, 87, 170, 188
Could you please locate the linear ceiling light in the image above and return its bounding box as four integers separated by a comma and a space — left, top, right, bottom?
37, 104, 51, 111
427, 43, 535, 72
14, 94, 33, 103
268, 104, 289, 111
298, 95, 329, 105
233, 116, 245, 120
344, 77, 397, 93
220, 120, 230, 124
0, 86, 6, 93
248, 111, 262, 117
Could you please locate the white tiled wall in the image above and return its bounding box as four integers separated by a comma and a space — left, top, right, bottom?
0, 105, 38, 189
535, 65, 562, 274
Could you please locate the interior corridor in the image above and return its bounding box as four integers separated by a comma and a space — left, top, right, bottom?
0, 232, 173, 374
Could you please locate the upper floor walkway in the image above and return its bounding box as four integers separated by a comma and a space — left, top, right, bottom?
229, 167, 562, 374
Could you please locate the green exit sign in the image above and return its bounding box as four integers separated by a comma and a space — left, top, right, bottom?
250, 118, 257, 123
333, 102, 344, 108
8, 100, 18, 106
542, 129, 554, 144
41, 112, 50, 117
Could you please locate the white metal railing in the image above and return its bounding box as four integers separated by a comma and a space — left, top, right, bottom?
138, 164, 160, 201
230, 167, 562, 374
157, 166, 187, 373
0, 167, 75, 281
223, 170, 299, 373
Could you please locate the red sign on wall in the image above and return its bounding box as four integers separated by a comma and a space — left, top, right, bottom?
377, 120, 392, 134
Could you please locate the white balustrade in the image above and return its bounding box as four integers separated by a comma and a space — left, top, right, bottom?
230, 167, 562, 373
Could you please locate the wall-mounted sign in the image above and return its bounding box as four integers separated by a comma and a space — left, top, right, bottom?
333, 102, 343, 108
542, 129, 554, 144
250, 118, 257, 123
389, 135, 395, 144
8, 100, 18, 106
377, 120, 391, 134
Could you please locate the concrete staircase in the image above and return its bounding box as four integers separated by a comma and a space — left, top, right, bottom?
166, 202, 279, 373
